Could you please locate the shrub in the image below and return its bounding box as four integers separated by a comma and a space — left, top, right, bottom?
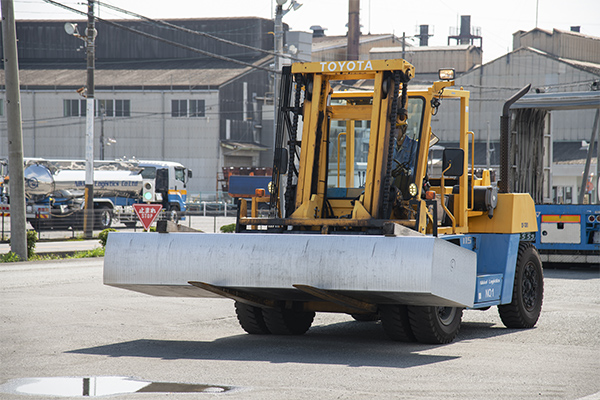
220, 223, 236, 233
26, 230, 37, 258
98, 228, 117, 248
1, 252, 21, 263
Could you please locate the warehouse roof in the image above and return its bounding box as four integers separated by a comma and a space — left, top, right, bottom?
0, 56, 272, 90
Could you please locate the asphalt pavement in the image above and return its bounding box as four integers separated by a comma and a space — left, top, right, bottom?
0, 258, 599, 399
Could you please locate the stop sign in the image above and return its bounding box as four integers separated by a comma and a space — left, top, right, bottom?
133, 204, 162, 231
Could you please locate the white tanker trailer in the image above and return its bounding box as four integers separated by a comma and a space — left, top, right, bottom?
24, 159, 191, 231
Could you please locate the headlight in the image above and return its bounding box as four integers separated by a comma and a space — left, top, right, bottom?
408, 183, 418, 197
438, 68, 455, 80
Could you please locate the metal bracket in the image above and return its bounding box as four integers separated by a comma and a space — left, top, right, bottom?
293, 284, 377, 313
188, 281, 277, 308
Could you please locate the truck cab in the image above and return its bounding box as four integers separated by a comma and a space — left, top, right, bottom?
139, 161, 192, 219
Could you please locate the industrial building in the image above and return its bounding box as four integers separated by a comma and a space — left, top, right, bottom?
0, 17, 282, 197
1, 14, 598, 203
454, 27, 600, 204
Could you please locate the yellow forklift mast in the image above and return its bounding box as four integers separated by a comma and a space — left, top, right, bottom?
238, 59, 536, 236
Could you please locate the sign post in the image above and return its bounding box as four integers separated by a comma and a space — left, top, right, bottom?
133, 204, 162, 232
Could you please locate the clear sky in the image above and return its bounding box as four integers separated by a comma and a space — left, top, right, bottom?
10, 0, 600, 64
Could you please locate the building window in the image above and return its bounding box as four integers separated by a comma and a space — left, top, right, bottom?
189, 99, 205, 117
98, 99, 114, 117
172, 99, 205, 117
0, 100, 3, 117
65, 99, 129, 117
171, 100, 187, 117
115, 100, 130, 117
63, 99, 86, 117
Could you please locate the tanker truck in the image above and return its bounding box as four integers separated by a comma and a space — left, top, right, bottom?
24, 158, 191, 231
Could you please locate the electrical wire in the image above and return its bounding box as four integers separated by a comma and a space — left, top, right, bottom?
42, 0, 276, 73
95, 1, 303, 63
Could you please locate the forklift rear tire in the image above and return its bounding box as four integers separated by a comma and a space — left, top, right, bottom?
407, 306, 463, 344
234, 302, 270, 334
262, 305, 314, 335
498, 243, 544, 329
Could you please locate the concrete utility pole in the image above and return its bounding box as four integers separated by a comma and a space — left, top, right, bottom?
1, 0, 28, 260
83, 0, 96, 238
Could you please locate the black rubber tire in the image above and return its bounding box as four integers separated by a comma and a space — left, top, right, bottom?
96, 206, 113, 230
498, 243, 544, 329
351, 313, 380, 322
380, 305, 416, 342
234, 302, 270, 334
169, 204, 180, 224
407, 306, 463, 344
262, 305, 315, 335
124, 222, 137, 229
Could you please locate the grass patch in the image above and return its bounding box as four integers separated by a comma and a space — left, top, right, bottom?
67, 247, 105, 258
1, 246, 105, 263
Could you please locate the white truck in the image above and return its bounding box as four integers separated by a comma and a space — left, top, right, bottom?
24, 158, 191, 230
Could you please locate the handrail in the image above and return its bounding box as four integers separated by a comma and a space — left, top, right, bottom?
440, 163, 456, 232
467, 131, 475, 211
337, 132, 346, 187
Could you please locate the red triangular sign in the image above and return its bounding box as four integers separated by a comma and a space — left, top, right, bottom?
133, 204, 163, 231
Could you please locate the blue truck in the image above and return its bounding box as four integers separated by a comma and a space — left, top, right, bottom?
535, 204, 600, 265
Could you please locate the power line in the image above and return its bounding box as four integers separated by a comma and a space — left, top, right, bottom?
42, 0, 276, 74
96, 1, 302, 63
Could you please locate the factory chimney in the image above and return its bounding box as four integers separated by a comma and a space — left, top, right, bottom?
347, 0, 360, 60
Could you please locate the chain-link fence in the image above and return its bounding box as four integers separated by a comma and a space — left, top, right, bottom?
0, 208, 236, 242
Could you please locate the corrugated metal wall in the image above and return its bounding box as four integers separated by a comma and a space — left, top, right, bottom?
1, 18, 275, 63
431, 48, 600, 145
513, 28, 600, 64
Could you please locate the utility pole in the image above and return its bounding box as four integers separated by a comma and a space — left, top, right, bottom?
1, 0, 28, 260
273, 0, 284, 152
83, 0, 96, 238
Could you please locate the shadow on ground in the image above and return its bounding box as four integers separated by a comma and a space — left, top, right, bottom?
69, 319, 517, 368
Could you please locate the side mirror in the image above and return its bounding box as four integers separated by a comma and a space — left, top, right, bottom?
442, 148, 464, 177
274, 148, 288, 175
187, 170, 193, 178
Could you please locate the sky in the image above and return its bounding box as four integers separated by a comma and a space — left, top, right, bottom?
9, 0, 600, 64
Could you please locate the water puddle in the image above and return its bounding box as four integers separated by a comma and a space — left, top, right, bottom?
0, 376, 233, 397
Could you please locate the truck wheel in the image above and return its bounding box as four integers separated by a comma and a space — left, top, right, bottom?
380, 305, 416, 342
234, 302, 270, 334
96, 206, 113, 230
262, 305, 315, 335
169, 205, 180, 223
407, 306, 463, 344
498, 243, 544, 329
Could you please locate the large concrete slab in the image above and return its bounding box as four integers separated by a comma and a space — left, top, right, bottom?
104, 232, 477, 307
